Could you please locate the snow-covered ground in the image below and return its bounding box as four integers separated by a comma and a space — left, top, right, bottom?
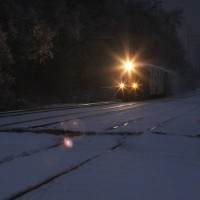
20, 134, 200, 200
1, 90, 200, 200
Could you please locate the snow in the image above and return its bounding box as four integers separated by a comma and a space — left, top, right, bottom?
0, 132, 60, 162
0, 135, 122, 200
0, 90, 200, 200
19, 134, 200, 200
153, 106, 200, 136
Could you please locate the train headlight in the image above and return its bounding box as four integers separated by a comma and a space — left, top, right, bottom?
125, 61, 134, 72
119, 82, 126, 89
132, 82, 138, 89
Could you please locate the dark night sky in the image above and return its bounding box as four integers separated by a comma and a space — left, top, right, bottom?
163, 0, 200, 43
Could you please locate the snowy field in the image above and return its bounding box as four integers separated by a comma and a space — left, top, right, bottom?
0, 90, 200, 200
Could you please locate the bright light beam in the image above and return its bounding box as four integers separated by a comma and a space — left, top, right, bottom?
132, 82, 138, 89
125, 61, 134, 72
119, 82, 125, 89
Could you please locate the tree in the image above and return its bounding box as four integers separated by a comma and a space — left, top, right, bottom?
0, 29, 15, 110
0, 0, 194, 109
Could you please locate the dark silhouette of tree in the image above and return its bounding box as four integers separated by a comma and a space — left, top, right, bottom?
0, 0, 195, 110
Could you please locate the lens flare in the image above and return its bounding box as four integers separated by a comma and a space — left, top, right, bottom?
60, 119, 86, 133
63, 137, 73, 149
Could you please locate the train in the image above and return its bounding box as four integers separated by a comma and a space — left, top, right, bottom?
116, 62, 174, 101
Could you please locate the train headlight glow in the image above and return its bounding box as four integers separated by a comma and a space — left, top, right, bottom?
125, 61, 134, 71
132, 82, 138, 89
119, 82, 125, 89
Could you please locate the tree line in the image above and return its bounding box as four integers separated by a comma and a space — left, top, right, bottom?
0, 0, 195, 110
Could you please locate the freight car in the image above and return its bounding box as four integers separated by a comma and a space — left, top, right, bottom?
116, 62, 174, 101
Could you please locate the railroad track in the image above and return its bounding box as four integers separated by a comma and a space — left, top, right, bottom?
0, 97, 178, 132
0, 101, 119, 118
1, 94, 199, 166
7, 101, 197, 200
2, 98, 193, 166
2, 92, 200, 199
1, 90, 199, 119
0, 101, 151, 131
0, 117, 143, 166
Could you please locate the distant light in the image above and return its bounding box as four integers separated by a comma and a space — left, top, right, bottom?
63, 137, 73, 149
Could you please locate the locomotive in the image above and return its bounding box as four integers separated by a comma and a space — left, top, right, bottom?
116, 61, 174, 100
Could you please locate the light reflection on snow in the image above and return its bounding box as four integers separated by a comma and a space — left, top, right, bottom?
60, 119, 86, 133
